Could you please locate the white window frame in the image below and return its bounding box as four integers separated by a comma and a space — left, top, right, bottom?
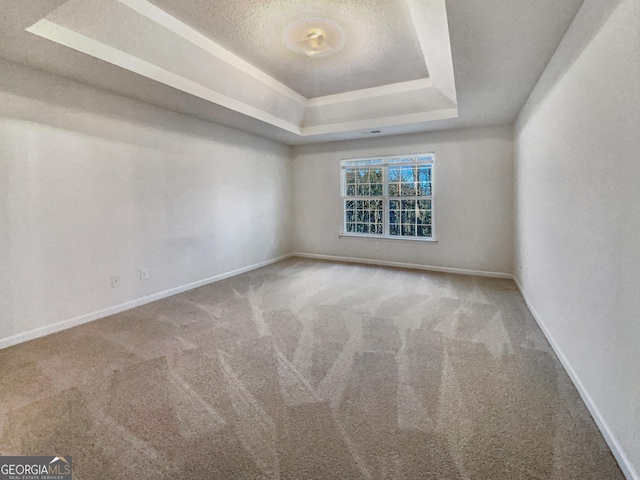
340, 153, 436, 242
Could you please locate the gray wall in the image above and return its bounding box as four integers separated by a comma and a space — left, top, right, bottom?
292, 126, 514, 276
0, 60, 293, 347
514, 0, 640, 477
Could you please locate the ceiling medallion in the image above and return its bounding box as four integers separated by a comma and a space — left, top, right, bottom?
283, 18, 345, 57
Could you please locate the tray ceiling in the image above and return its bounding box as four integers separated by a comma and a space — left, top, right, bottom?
25, 0, 457, 139
0, 0, 585, 145
149, 0, 430, 98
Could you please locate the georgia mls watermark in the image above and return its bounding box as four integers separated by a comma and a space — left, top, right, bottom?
0, 456, 72, 480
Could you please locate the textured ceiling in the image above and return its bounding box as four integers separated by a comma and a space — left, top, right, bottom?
0, 0, 585, 145
148, 0, 430, 98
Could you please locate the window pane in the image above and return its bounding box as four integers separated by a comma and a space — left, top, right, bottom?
346, 210, 355, 222
401, 183, 416, 196
390, 224, 400, 236
401, 200, 416, 210
390, 211, 398, 224
357, 184, 370, 196
418, 181, 431, 196
347, 223, 356, 233
371, 200, 382, 209
388, 183, 399, 196
389, 200, 400, 210
417, 225, 432, 237
417, 210, 432, 225
373, 224, 383, 235
370, 184, 383, 196
345, 200, 355, 210
370, 168, 382, 183
401, 166, 415, 182
402, 224, 416, 236
356, 169, 370, 183
417, 199, 432, 211
418, 166, 431, 183
401, 210, 416, 223
357, 223, 369, 233
346, 169, 356, 184
346, 185, 356, 196
356, 200, 365, 210
389, 167, 400, 182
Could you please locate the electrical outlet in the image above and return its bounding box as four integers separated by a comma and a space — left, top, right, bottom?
139, 269, 149, 281
111, 275, 122, 288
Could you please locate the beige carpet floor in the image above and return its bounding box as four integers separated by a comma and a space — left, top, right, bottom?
0, 258, 624, 479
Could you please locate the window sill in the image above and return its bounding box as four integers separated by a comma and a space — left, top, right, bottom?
339, 233, 438, 244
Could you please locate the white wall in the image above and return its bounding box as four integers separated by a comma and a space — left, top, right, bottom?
0, 60, 292, 347
514, 0, 640, 477
292, 126, 514, 275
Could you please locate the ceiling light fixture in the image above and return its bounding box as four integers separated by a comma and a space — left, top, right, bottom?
283, 18, 344, 58
297, 29, 333, 57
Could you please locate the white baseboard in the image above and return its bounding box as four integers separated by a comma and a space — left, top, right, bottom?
0, 254, 293, 351
513, 277, 639, 480
2, 252, 635, 478
0, 252, 506, 350
292, 252, 513, 279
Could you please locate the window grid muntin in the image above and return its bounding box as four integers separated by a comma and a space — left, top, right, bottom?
342, 154, 434, 241
388, 198, 432, 238
344, 198, 384, 235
